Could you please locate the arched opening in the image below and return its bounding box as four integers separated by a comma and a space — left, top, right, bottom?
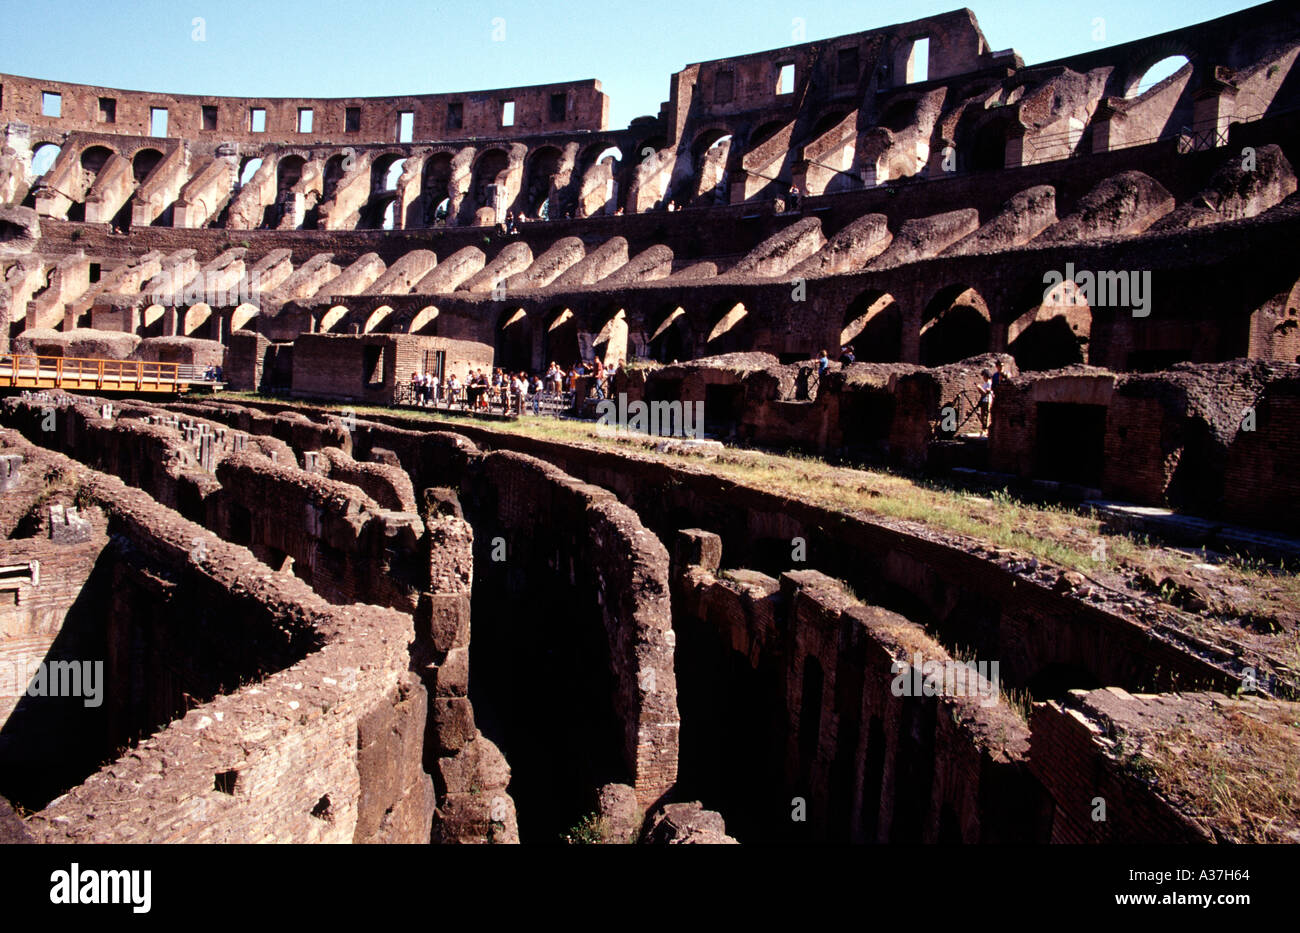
141, 304, 166, 339
1126, 55, 1192, 98
495, 308, 533, 373
319, 305, 350, 333
841, 291, 901, 361
471, 148, 510, 216
920, 286, 991, 366
522, 146, 563, 219
421, 153, 453, 225
237, 157, 263, 188
591, 309, 628, 368
131, 148, 163, 184
686, 131, 732, 206
1007, 279, 1091, 371
705, 302, 750, 355
581, 145, 622, 172
543, 307, 580, 369
371, 153, 405, 194
363, 305, 394, 334
230, 303, 259, 333
322, 153, 348, 202
276, 155, 305, 195
648, 307, 689, 363
183, 302, 214, 338
30, 143, 61, 179
380, 200, 396, 230
409, 305, 439, 335
79, 146, 112, 175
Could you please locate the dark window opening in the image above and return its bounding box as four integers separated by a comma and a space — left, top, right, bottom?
88, 263, 101, 283
201, 105, 217, 131
549, 93, 566, 123
446, 102, 463, 130
345, 106, 361, 133
98, 97, 116, 123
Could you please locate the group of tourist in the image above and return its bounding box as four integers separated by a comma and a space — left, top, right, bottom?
407, 357, 624, 415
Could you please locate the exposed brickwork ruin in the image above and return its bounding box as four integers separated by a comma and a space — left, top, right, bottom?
2, 3, 1299, 847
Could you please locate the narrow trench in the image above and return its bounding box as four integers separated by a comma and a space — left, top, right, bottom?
461, 511, 629, 844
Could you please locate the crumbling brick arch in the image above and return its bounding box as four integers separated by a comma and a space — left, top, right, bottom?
28, 142, 62, 181
141, 303, 166, 339
183, 302, 214, 338
363, 305, 394, 334
647, 305, 691, 364
230, 302, 259, 333
520, 145, 564, 218
318, 305, 351, 334
420, 150, 454, 225
591, 308, 628, 368
683, 126, 734, 205
542, 306, 580, 369
841, 289, 901, 361
1006, 278, 1091, 371
920, 284, 991, 366
1118, 40, 1197, 99
705, 300, 751, 356
469, 147, 511, 218
494, 307, 532, 372
131, 147, 164, 184
408, 305, 439, 336
955, 106, 1016, 173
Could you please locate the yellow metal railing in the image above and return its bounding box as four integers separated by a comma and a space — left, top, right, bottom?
0, 354, 187, 393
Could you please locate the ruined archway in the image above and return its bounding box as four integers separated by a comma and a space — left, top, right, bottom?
30, 143, 61, 180
421, 153, 453, 226
522, 146, 563, 219
409, 305, 439, 335
131, 148, 163, 184
1007, 279, 1091, 371
705, 301, 751, 355
183, 302, 214, 338
363, 305, 394, 334
471, 148, 510, 217
920, 285, 991, 365
495, 307, 533, 373
648, 306, 690, 363
1125, 55, 1193, 98
841, 290, 901, 361
591, 309, 629, 368
543, 307, 580, 369
318, 305, 350, 333
230, 303, 259, 333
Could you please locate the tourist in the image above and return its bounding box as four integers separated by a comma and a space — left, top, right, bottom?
817, 349, 830, 379
531, 375, 543, 414
789, 184, 802, 210
978, 369, 994, 434
839, 345, 856, 365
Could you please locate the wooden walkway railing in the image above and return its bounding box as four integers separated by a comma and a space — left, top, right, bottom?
0, 354, 196, 394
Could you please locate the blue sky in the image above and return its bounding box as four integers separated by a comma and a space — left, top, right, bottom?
0, 0, 1257, 128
